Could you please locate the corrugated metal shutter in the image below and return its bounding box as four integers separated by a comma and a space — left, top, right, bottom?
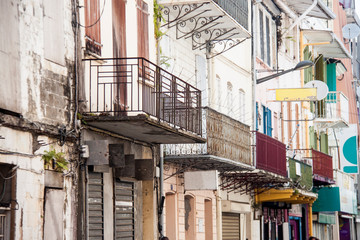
115, 180, 135, 240
222, 213, 240, 240
88, 172, 104, 240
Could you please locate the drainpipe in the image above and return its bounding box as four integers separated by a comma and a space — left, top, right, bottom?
159, 144, 164, 237
276, 0, 318, 37
252, 0, 258, 169
155, 0, 165, 236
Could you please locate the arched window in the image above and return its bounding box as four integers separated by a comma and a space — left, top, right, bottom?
238, 89, 245, 122
227, 82, 233, 116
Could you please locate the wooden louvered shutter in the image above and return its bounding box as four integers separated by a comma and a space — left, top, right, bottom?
84, 0, 101, 55
88, 171, 104, 239
137, 0, 149, 59
222, 213, 240, 240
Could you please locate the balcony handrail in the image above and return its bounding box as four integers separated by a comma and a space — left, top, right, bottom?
83, 57, 202, 135
83, 57, 200, 90
314, 91, 349, 124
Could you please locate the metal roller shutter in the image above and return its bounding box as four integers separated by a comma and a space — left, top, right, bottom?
88, 171, 104, 240
222, 212, 240, 240
114, 180, 135, 240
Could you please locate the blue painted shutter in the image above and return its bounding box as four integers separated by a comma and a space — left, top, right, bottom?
267, 108, 272, 137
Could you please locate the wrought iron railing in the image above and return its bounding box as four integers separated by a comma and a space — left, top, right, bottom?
165, 107, 251, 164
255, 131, 287, 177
83, 58, 202, 135
312, 148, 333, 180
314, 91, 349, 124
213, 0, 248, 30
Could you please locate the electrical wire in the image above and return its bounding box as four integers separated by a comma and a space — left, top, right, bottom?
78, 0, 106, 28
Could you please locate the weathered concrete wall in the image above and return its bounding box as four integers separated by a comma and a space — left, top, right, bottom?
15, 0, 75, 126
0, 126, 77, 239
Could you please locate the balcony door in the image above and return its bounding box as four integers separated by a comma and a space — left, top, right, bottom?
112, 0, 127, 112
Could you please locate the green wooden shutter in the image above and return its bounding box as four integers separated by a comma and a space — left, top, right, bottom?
309, 126, 315, 149
320, 132, 329, 154
315, 55, 326, 117
303, 46, 313, 84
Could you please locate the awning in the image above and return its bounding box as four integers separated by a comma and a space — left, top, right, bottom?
256, 188, 317, 204
219, 170, 290, 195
285, 0, 336, 19
160, 0, 251, 56
302, 29, 352, 59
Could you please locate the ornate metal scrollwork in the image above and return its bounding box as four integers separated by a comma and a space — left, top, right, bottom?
161, 2, 248, 58
162, 3, 209, 29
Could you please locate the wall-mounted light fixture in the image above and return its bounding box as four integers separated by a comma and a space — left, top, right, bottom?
257, 60, 314, 84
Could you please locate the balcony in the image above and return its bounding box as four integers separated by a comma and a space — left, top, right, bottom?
255, 132, 287, 177
288, 158, 313, 191
159, 0, 250, 57
312, 149, 334, 185
314, 91, 349, 128
82, 57, 204, 144
165, 107, 251, 171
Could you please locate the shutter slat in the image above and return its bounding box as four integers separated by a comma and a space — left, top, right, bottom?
222, 213, 240, 240
88, 172, 104, 239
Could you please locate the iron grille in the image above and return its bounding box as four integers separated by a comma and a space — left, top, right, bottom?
213, 0, 248, 30
88, 172, 104, 240
114, 180, 135, 240
84, 57, 202, 135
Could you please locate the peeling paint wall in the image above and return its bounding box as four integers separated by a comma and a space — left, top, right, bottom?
0, 0, 77, 239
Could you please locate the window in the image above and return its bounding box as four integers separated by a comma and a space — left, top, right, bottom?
227, 82, 233, 116
259, 10, 264, 61
257, 6, 275, 67
265, 17, 270, 65
84, 0, 102, 55
0, 164, 16, 240
239, 89, 245, 122
216, 75, 221, 108
274, 112, 278, 139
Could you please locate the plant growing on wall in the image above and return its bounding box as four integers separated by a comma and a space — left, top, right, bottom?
42, 149, 69, 173
154, 1, 171, 68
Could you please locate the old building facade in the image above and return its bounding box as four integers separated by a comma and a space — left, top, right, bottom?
1, 0, 360, 240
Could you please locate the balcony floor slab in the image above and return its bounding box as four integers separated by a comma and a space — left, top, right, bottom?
83, 114, 205, 144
